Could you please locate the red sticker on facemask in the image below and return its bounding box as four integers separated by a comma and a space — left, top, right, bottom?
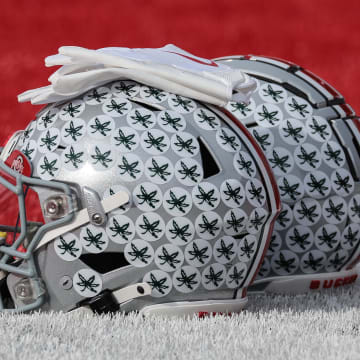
5, 150, 32, 177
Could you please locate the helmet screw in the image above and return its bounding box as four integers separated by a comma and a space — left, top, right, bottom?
43, 195, 68, 220
91, 213, 103, 225
59, 276, 72, 290
15, 283, 32, 299
45, 199, 59, 215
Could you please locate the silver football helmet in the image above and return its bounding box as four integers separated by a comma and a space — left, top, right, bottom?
0, 80, 279, 314
215, 55, 360, 294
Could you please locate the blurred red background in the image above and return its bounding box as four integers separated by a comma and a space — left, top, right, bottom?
0, 0, 359, 144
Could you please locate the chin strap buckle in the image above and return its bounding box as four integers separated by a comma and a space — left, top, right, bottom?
82, 186, 107, 226
79, 282, 152, 315
85, 290, 120, 314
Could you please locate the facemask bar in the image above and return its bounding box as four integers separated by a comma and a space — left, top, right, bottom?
0, 159, 75, 312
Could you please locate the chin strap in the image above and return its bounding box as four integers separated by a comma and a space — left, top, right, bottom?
36, 190, 129, 250
71, 282, 152, 315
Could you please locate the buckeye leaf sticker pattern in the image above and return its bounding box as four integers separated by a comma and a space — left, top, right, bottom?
285, 96, 313, 119
202, 263, 226, 290
259, 83, 287, 104
38, 128, 60, 153
125, 239, 154, 267
268, 147, 294, 175
127, 108, 156, 130
252, 127, 274, 154
61, 118, 86, 144
111, 80, 140, 98
220, 179, 246, 208
214, 236, 237, 264
102, 98, 132, 117
168, 94, 196, 114
136, 212, 165, 242
195, 211, 222, 240
88, 115, 115, 139
238, 235, 257, 263
21, 140, 37, 161
171, 132, 200, 158
158, 110, 186, 133
163, 187, 192, 217
73, 269, 102, 298
271, 250, 299, 276
306, 116, 332, 142
140, 86, 169, 103
141, 129, 170, 155
37, 153, 61, 180
173, 266, 201, 293
234, 151, 257, 179
254, 103, 283, 127
106, 215, 136, 244
118, 154, 144, 182
145, 156, 174, 184
216, 127, 241, 152
226, 262, 247, 288
165, 217, 195, 246
286, 225, 314, 253
84, 87, 111, 105
175, 158, 203, 186
143, 270, 172, 297
90, 144, 115, 171
60, 100, 85, 121
155, 244, 184, 272
62, 144, 86, 171
192, 182, 221, 212
223, 208, 248, 236
279, 118, 307, 145
37, 108, 59, 131
111, 127, 140, 153
184, 239, 212, 267
278, 174, 304, 202
193, 108, 221, 130
54, 234, 82, 261
226, 99, 256, 119
80, 225, 109, 254
133, 182, 163, 212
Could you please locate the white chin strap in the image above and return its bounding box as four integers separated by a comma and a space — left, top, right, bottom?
36, 190, 129, 250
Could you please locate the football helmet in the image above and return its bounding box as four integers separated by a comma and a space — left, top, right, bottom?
215, 55, 360, 294
0, 79, 279, 314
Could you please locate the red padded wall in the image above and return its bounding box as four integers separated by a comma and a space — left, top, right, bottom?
1, 0, 359, 144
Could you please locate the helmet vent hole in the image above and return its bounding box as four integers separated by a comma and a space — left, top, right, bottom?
198, 137, 221, 179
79, 252, 130, 274
130, 99, 163, 111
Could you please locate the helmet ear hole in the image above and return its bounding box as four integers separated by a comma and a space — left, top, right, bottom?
79, 252, 130, 274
